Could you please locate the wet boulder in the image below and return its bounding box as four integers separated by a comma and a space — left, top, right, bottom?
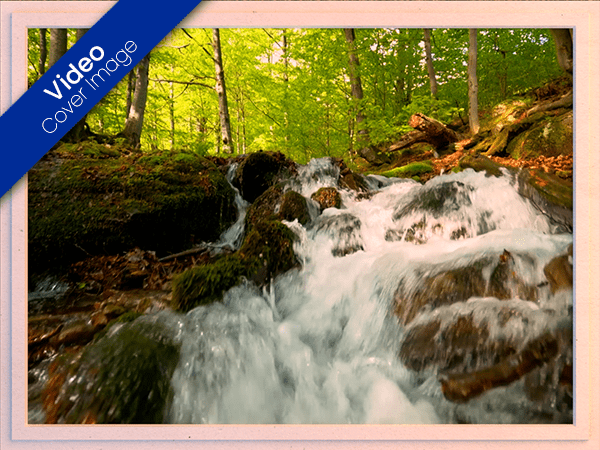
394, 180, 474, 219
386, 180, 482, 243
245, 184, 286, 228
237, 219, 299, 284
245, 184, 310, 228
332, 158, 369, 193
280, 190, 311, 225
517, 168, 573, 231
42, 314, 181, 424
394, 250, 537, 326
310, 212, 364, 257
172, 220, 298, 312
439, 331, 559, 403
311, 187, 342, 211
399, 298, 551, 374
233, 151, 296, 203
28, 147, 237, 274
543, 244, 573, 293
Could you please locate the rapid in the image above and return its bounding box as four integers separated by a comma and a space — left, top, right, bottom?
166, 158, 572, 424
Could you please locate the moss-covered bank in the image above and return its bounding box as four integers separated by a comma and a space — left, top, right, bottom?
29, 145, 237, 274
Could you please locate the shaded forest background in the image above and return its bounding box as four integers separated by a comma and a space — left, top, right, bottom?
28, 27, 565, 164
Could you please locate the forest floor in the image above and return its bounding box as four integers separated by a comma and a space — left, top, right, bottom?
364, 76, 574, 184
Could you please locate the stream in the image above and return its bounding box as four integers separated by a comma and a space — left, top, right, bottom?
29, 158, 573, 425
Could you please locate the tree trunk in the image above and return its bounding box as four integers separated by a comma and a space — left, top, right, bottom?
282, 29, 290, 150
126, 71, 135, 117
423, 29, 438, 98
123, 54, 150, 150
62, 29, 91, 143
468, 29, 480, 135
344, 28, 380, 164
169, 81, 175, 149
549, 28, 573, 79
38, 29, 48, 76
212, 28, 233, 154
75, 28, 88, 41
48, 29, 67, 68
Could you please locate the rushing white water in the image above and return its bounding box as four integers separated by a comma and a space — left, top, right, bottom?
166, 159, 572, 424
208, 163, 250, 252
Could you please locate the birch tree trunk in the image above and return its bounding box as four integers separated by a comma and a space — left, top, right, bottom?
123, 54, 150, 150
212, 28, 233, 154
423, 29, 438, 98
468, 29, 480, 135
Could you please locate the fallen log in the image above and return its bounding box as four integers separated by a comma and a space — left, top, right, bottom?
386, 113, 461, 153
439, 332, 559, 403
386, 130, 428, 153
526, 91, 573, 117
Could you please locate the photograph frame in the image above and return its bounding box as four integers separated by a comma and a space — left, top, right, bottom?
1, 1, 598, 448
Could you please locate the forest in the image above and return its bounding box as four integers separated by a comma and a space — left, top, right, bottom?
28, 27, 565, 163
27, 27, 575, 425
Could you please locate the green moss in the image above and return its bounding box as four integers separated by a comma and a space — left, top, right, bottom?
28, 149, 237, 274
280, 191, 310, 224
93, 311, 142, 343
379, 161, 433, 178
245, 184, 284, 229
172, 255, 249, 312
172, 219, 298, 312
524, 169, 573, 210
238, 220, 297, 281
507, 111, 573, 160
458, 155, 504, 177
52, 319, 180, 424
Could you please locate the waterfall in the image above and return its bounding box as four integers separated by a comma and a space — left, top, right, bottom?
164, 159, 572, 424
208, 163, 250, 252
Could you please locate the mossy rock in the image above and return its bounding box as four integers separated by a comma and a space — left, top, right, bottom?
335, 158, 370, 193
172, 220, 298, 312
458, 155, 504, 177
311, 187, 342, 211
92, 311, 143, 343
507, 111, 573, 160
233, 151, 295, 203
245, 184, 310, 228
43, 316, 180, 424
245, 183, 285, 229
279, 190, 310, 225
379, 161, 433, 179
28, 148, 237, 274
393, 180, 474, 220
237, 220, 298, 285
172, 255, 249, 312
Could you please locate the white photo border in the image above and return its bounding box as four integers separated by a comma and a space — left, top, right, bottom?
1, 1, 598, 448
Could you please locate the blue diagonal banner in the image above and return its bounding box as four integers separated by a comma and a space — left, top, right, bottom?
0, 0, 203, 198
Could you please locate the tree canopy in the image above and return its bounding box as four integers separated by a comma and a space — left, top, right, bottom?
28, 27, 563, 163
